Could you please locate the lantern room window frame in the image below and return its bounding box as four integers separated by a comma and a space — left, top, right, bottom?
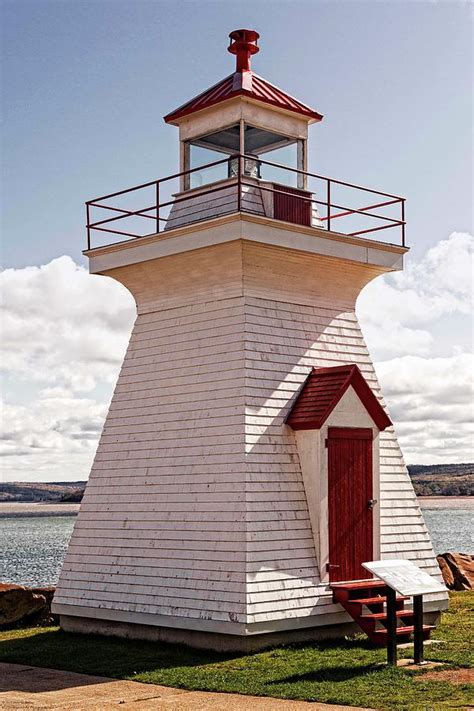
181, 119, 307, 191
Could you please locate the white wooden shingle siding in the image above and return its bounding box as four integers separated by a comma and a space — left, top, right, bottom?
54, 237, 446, 631
165, 181, 265, 231
57, 294, 248, 624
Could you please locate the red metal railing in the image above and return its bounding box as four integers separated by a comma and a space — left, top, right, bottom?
85, 155, 406, 250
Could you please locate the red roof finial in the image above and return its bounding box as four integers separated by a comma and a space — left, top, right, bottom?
228, 29, 260, 72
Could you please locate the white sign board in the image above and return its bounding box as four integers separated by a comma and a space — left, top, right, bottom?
362, 559, 447, 597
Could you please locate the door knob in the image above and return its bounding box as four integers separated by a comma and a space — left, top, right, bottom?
368, 499, 378, 509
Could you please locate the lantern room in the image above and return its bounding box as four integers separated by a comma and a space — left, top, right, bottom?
84, 29, 407, 249
163, 29, 324, 230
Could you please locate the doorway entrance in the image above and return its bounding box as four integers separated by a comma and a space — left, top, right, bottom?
327, 427, 374, 582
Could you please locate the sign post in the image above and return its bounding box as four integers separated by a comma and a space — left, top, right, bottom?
413, 594, 424, 664
362, 559, 447, 667
386, 586, 398, 666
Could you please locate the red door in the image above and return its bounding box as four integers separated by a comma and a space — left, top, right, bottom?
327, 427, 373, 582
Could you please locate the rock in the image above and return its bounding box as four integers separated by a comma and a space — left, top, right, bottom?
437, 552, 474, 590
436, 555, 454, 588
31, 587, 58, 625
0, 583, 47, 627
31, 586, 55, 606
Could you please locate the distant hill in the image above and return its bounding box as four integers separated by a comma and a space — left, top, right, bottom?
407, 463, 473, 497
0, 482, 86, 503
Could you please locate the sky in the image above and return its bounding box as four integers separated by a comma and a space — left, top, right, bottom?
1, 0, 473, 481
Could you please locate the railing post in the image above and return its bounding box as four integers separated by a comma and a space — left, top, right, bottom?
237, 154, 242, 213
156, 181, 160, 234
86, 203, 91, 250
327, 179, 331, 232
401, 199, 405, 247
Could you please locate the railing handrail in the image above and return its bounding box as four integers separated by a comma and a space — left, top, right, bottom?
242, 180, 404, 226
86, 156, 232, 204
85, 153, 406, 250
240, 153, 405, 201
87, 153, 404, 206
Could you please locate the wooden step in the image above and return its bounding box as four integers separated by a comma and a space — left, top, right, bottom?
349, 595, 409, 606
332, 582, 399, 607
373, 624, 434, 641
331, 579, 385, 591
360, 609, 414, 621
332, 579, 434, 648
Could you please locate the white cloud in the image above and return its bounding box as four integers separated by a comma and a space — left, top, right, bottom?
1, 257, 135, 480
357, 231, 473, 358
1, 256, 135, 392
0, 392, 108, 481
1, 233, 472, 480
375, 353, 474, 464
358, 231, 474, 463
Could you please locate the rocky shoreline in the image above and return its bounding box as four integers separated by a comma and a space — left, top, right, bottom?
0, 503, 80, 518
436, 552, 474, 591
418, 496, 473, 509
0, 583, 58, 628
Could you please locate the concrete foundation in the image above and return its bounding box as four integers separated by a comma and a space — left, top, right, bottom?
60, 614, 361, 653
59, 611, 441, 652
60, 609, 442, 653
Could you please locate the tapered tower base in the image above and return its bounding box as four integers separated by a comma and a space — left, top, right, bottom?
53, 215, 448, 647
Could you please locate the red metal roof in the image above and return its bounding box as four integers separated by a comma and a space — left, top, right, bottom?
164, 71, 323, 124
164, 29, 322, 125
286, 365, 392, 431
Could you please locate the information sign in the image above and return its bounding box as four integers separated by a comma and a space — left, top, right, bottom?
362, 559, 447, 597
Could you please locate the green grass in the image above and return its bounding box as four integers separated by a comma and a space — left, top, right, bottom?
0, 592, 472, 709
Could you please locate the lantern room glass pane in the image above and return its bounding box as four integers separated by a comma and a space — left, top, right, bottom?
189, 144, 229, 189
187, 123, 240, 189
185, 123, 303, 190
258, 143, 298, 187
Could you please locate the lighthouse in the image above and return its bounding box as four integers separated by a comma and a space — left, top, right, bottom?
53, 30, 448, 651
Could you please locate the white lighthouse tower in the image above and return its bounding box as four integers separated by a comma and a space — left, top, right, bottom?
53, 30, 447, 651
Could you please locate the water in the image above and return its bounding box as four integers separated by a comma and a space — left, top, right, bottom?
0, 516, 76, 587
0, 506, 472, 587
422, 508, 473, 555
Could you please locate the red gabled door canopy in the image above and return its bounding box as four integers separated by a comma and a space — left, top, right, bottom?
286, 364, 392, 432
